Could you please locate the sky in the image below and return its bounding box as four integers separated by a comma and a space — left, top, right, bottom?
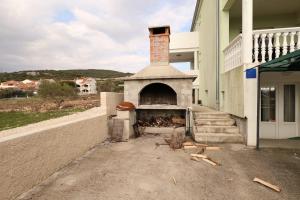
0, 0, 196, 73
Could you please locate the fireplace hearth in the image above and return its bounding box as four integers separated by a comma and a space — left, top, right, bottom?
123, 26, 196, 133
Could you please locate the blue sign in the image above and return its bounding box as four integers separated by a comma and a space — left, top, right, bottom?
246, 68, 256, 79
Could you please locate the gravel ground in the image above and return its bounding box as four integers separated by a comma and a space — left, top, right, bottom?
17, 135, 300, 200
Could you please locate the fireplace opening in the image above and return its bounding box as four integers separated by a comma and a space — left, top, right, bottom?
136, 109, 185, 127
139, 83, 177, 105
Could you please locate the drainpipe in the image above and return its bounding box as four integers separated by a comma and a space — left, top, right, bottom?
256, 69, 261, 150
216, 0, 220, 110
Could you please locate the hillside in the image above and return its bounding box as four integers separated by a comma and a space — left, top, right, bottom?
0, 69, 132, 82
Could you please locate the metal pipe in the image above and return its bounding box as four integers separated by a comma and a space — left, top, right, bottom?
256, 69, 261, 150
216, 0, 220, 110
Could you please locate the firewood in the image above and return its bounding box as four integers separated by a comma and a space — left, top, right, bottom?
169, 131, 184, 149
190, 154, 207, 159
253, 177, 281, 192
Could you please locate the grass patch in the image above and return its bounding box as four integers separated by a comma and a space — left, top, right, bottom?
0, 108, 85, 131
288, 137, 300, 140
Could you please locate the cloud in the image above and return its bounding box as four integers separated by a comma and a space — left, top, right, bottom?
0, 0, 196, 73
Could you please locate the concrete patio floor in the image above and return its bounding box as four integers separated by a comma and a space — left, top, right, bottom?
260, 139, 300, 149
18, 135, 300, 200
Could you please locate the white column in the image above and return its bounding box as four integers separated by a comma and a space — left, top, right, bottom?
242, 0, 257, 147
194, 51, 198, 70
242, 0, 253, 64
194, 51, 199, 104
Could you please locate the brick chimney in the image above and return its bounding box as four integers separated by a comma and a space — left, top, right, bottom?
149, 26, 170, 65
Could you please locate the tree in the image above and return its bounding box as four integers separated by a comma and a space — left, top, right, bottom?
38, 80, 77, 107
97, 79, 124, 93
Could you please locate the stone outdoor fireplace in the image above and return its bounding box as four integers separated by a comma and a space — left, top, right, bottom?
139, 83, 177, 105
123, 26, 196, 131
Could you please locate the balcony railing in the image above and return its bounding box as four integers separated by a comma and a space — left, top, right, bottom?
224, 27, 300, 72
224, 34, 242, 72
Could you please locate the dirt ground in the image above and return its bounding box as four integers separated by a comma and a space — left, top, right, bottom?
18, 135, 300, 200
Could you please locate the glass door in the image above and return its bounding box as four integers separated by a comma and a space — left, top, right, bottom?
278, 84, 297, 139
260, 85, 277, 138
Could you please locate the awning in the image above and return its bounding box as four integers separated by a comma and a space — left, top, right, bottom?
259, 49, 300, 72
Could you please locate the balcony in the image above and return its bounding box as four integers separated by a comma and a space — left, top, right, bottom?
224, 27, 300, 72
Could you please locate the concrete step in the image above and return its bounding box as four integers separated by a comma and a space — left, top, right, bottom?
194, 118, 235, 126
193, 133, 244, 143
195, 125, 239, 134
194, 112, 231, 119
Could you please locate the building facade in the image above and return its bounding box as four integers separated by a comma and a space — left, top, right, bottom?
173, 0, 300, 146
75, 78, 97, 95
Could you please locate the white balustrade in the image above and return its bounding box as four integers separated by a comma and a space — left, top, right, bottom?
224, 27, 300, 73
223, 34, 243, 72
252, 27, 300, 63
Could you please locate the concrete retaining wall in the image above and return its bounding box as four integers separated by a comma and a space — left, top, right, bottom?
100, 92, 124, 116
0, 108, 108, 200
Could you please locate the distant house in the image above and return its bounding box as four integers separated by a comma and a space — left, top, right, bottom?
75, 78, 97, 95
20, 80, 39, 91
0, 80, 21, 89
0, 80, 39, 92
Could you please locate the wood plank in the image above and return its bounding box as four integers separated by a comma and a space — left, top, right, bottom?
202, 158, 217, 166
253, 177, 281, 192
190, 154, 207, 159
194, 143, 209, 147
183, 145, 198, 150
190, 157, 200, 162
183, 142, 194, 146
205, 146, 221, 150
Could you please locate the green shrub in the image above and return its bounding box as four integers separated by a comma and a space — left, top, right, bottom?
38, 81, 77, 106
0, 89, 33, 99
97, 79, 124, 93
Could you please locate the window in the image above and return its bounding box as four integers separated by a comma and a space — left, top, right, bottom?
284, 85, 295, 122
261, 86, 276, 122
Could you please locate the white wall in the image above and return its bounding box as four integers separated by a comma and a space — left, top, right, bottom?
169, 32, 199, 51
0, 108, 108, 200
194, 0, 218, 108
100, 92, 124, 116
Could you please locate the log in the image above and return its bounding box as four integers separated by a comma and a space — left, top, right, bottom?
253, 177, 281, 192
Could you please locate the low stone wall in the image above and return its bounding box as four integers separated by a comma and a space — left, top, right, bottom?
0, 107, 108, 200
100, 92, 124, 116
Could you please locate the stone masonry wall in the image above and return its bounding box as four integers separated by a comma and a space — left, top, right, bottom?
124, 79, 193, 108
0, 108, 108, 200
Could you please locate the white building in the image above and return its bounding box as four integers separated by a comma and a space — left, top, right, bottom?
171, 0, 300, 147
75, 78, 97, 95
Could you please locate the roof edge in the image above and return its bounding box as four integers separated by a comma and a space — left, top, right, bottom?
122, 75, 197, 81
190, 0, 202, 31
